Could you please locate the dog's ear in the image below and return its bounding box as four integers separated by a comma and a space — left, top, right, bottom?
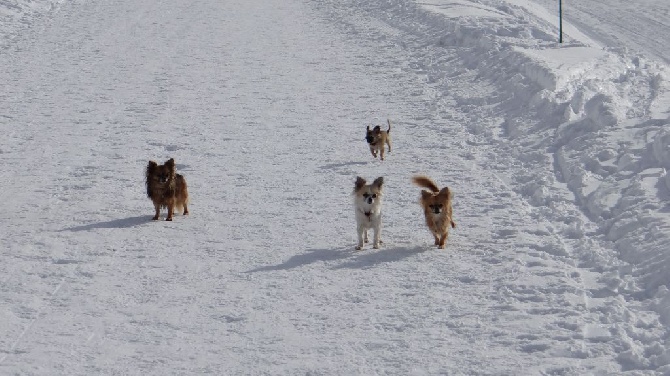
147, 161, 158, 174
373, 177, 384, 189
366, 125, 370, 131
354, 176, 366, 191
438, 186, 451, 199
372, 125, 381, 134
421, 190, 433, 201
165, 158, 175, 171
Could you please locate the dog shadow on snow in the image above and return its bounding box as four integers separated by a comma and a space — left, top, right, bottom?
246, 245, 429, 273
62, 215, 152, 232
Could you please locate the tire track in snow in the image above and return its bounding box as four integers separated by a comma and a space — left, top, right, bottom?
0, 279, 65, 365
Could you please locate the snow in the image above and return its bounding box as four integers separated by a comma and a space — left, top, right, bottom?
1, 0, 669, 374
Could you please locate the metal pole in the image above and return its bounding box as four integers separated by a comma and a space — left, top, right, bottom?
559, 0, 563, 43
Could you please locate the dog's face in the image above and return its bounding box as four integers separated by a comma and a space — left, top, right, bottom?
147, 158, 176, 185
353, 176, 384, 212
365, 125, 383, 145
421, 188, 451, 215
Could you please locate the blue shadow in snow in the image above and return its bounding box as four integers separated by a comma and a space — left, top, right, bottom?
245, 245, 429, 273
245, 247, 353, 273
62, 215, 152, 232
319, 161, 368, 170
330, 246, 429, 270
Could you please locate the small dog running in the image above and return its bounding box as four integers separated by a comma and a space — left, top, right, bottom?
413, 175, 456, 249
353, 176, 384, 250
146, 158, 189, 221
365, 119, 392, 160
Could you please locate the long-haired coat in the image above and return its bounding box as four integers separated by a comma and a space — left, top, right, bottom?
353, 176, 384, 250
146, 158, 189, 221
413, 176, 455, 249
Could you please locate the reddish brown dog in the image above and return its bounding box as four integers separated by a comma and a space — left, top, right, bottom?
146, 158, 189, 221
413, 175, 456, 249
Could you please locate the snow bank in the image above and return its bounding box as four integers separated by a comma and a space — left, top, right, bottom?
453, 4, 668, 269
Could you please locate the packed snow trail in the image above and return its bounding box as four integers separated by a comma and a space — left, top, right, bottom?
1, 0, 668, 374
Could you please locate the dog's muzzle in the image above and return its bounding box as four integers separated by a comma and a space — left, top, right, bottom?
366, 136, 375, 144
430, 205, 442, 214
159, 174, 168, 183
363, 192, 377, 205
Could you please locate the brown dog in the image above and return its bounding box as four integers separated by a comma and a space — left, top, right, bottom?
413, 176, 456, 249
146, 158, 189, 221
365, 119, 392, 160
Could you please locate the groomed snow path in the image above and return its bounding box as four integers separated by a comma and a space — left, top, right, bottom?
1, 0, 666, 374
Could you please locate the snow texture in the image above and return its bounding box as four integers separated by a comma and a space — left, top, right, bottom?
1, 0, 669, 374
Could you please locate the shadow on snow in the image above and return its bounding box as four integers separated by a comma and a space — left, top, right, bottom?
62, 215, 152, 232
246, 245, 429, 273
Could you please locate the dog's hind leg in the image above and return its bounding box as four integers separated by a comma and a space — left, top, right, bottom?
175, 200, 189, 216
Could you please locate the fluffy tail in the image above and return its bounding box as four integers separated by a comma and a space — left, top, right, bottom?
412, 175, 439, 193
387, 119, 391, 133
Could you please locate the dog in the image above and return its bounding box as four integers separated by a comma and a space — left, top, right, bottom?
146, 158, 189, 221
413, 175, 456, 249
353, 176, 384, 250
365, 119, 392, 160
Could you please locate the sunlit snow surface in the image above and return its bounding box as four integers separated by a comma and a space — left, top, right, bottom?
1, 0, 669, 374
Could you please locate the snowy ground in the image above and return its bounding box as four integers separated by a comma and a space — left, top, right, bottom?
1, 0, 669, 374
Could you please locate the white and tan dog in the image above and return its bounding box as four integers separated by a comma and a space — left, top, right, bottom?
353, 176, 384, 250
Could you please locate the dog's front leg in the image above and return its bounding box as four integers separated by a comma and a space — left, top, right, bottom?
438, 232, 448, 249
356, 226, 366, 250
373, 223, 381, 249
166, 201, 174, 221
152, 203, 161, 221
